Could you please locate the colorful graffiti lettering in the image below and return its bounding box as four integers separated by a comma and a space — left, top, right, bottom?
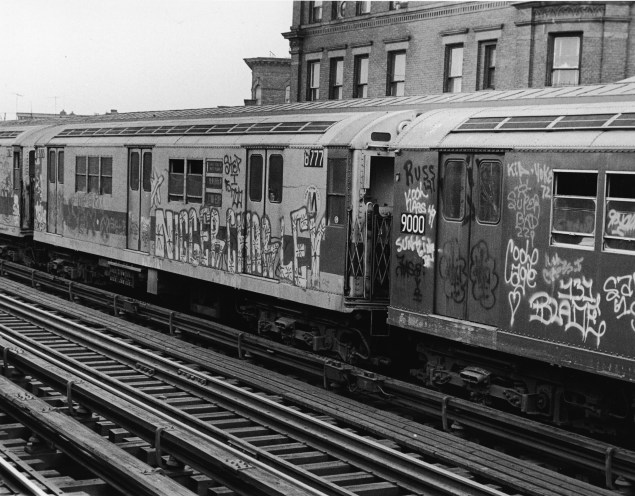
504, 239, 538, 326
223, 154, 244, 208
395, 234, 434, 268
403, 161, 435, 192
507, 178, 541, 243
603, 273, 635, 332
607, 209, 635, 238
395, 253, 423, 302
542, 253, 583, 285
438, 239, 467, 304
470, 240, 498, 309
529, 277, 606, 348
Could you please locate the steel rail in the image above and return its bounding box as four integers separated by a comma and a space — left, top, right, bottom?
0, 295, 513, 496
0, 265, 633, 486
0, 453, 49, 496
0, 334, 327, 496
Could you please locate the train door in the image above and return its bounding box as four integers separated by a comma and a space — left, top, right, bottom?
46, 148, 64, 234
245, 149, 283, 278
127, 148, 152, 252
23, 150, 35, 230
12, 147, 21, 221
435, 153, 503, 323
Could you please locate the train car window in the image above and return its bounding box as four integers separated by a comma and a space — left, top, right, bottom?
603, 173, 635, 252
268, 155, 283, 203
75, 156, 87, 192
551, 171, 596, 248
57, 151, 64, 184
476, 160, 501, 224
327, 157, 346, 226
168, 159, 184, 201
101, 157, 112, 195
142, 152, 152, 193
186, 159, 203, 203
130, 152, 141, 192
48, 151, 56, 184
442, 160, 466, 221
88, 156, 100, 193
249, 154, 263, 202
13, 151, 20, 192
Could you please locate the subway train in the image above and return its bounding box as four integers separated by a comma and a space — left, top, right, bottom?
3, 80, 635, 433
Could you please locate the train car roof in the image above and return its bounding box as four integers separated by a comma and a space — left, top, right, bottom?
394, 101, 635, 151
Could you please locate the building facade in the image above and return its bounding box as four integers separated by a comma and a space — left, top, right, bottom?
243, 57, 292, 106
281, 1, 635, 103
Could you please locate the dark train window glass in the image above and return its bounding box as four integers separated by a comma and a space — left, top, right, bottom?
13, 151, 20, 192
57, 151, 64, 184
268, 155, 283, 203
75, 156, 87, 192
142, 152, 152, 193
48, 150, 56, 183
477, 160, 502, 224
442, 160, 466, 221
551, 171, 596, 248
168, 159, 184, 202
327, 157, 346, 226
249, 154, 263, 202
88, 156, 100, 193
130, 152, 140, 192
186, 159, 203, 203
205, 192, 222, 207
101, 157, 112, 195
604, 173, 635, 253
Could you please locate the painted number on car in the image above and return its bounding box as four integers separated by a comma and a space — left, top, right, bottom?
304, 149, 324, 168
400, 213, 426, 234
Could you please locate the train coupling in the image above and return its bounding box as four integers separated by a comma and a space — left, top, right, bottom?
459, 366, 491, 387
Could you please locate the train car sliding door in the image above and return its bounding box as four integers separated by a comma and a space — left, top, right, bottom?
435, 153, 503, 324
47, 148, 64, 234
245, 149, 283, 278
127, 148, 152, 252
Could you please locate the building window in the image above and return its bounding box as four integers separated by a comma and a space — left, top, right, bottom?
604, 173, 635, 253
284, 85, 290, 103
268, 154, 283, 203
551, 171, 596, 248
329, 58, 344, 100
479, 41, 496, 90
168, 159, 203, 203
389, 1, 408, 9
549, 34, 581, 87
309, 0, 322, 22
445, 44, 463, 93
307, 60, 320, 101
356, 1, 370, 14
254, 84, 262, 105
75, 156, 112, 194
353, 55, 369, 98
387, 51, 406, 97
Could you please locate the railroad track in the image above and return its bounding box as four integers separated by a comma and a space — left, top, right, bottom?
0, 276, 623, 495
0, 261, 633, 489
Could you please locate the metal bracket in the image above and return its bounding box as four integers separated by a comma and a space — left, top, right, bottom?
155, 425, 174, 470
605, 446, 616, 490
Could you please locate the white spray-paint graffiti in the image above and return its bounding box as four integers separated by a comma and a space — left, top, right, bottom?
504, 239, 538, 326
603, 272, 635, 332
404, 182, 436, 228
395, 235, 435, 268
606, 209, 635, 238
529, 276, 606, 348
507, 161, 552, 199
542, 253, 583, 285
507, 178, 541, 243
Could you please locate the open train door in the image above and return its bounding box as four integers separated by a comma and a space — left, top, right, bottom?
127, 148, 152, 252
244, 149, 283, 278
435, 153, 503, 323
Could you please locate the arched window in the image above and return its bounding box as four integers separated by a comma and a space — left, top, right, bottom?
284, 85, 290, 103
254, 84, 262, 105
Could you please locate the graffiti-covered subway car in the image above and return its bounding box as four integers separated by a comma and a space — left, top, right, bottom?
34, 110, 415, 358
389, 102, 635, 423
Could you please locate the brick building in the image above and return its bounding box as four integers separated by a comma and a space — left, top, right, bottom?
280, 1, 635, 103
243, 57, 292, 105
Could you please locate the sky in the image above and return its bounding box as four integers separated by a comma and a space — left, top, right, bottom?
0, 0, 293, 120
